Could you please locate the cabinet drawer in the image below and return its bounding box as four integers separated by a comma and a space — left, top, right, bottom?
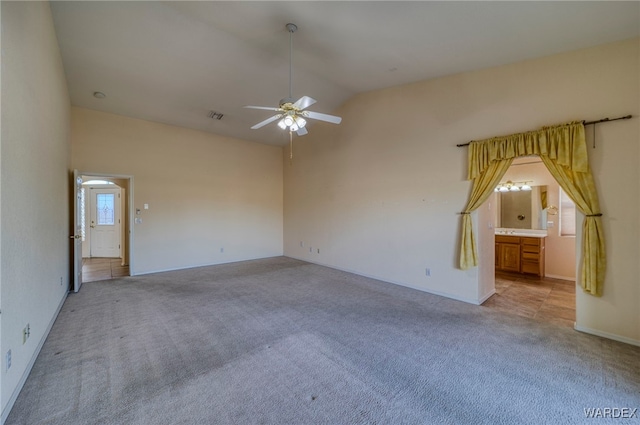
522, 244, 540, 253
521, 237, 542, 246
522, 251, 539, 261
496, 235, 519, 244
522, 261, 541, 275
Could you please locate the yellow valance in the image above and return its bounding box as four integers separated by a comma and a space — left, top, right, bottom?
460, 121, 605, 296
468, 121, 588, 179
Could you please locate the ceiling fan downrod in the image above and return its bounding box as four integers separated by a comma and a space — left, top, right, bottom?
286, 23, 297, 101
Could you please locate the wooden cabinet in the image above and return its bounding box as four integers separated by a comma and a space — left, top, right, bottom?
495, 235, 545, 276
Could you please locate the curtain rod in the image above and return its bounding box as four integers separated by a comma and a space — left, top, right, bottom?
456, 114, 633, 147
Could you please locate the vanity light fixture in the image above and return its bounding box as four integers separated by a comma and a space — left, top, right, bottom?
495, 180, 533, 192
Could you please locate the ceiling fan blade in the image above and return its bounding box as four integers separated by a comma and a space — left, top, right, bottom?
292, 96, 317, 111
244, 105, 283, 112
304, 110, 342, 125
251, 114, 282, 129
296, 126, 308, 136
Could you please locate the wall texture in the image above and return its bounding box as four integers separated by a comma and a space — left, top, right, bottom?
71, 108, 284, 274
284, 38, 639, 344
1, 2, 71, 418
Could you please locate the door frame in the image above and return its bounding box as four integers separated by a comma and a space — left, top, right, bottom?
76, 172, 135, 279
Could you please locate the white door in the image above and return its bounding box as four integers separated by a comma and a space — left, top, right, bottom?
71, 170, 83, 292
89, 188, 121, 257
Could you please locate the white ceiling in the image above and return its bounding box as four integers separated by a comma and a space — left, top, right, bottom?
51, 1, 639, 146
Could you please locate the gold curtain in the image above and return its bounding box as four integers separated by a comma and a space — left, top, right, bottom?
459, 158, 513, 269
461, 121, 605, 295
539, 156, 604, 295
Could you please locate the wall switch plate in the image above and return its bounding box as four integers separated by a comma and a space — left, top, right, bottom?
144, 203, 149, 210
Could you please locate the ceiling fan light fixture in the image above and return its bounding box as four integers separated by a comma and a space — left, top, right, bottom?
277, 119, 287, 130
295, 117, 307, 128
283, 116, 295, 127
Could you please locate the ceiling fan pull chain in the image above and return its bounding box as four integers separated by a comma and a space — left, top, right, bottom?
290, 130, 294, 160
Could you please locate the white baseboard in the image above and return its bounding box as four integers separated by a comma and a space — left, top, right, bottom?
132, 254, 284, 276
545, 273, 576, 281
2, 293, 67, 425
574, 324, 640, 347
287, 255, 488, 305
477, 289, 496, 305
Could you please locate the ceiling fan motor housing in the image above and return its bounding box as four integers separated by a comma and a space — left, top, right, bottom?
279, 98, 296, 108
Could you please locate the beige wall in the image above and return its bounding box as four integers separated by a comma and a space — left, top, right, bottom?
1, 1, 71, 418
284, 38, 639, 344
71, 108, 283, 274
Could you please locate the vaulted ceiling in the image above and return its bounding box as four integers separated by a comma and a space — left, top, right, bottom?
51, 1, 639, 146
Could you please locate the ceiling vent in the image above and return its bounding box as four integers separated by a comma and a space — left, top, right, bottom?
208, 111, 224, 120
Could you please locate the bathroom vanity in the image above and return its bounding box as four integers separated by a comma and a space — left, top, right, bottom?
495, 232, 546, 277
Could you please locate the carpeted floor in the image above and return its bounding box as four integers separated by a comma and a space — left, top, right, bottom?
6, 257, 639, 424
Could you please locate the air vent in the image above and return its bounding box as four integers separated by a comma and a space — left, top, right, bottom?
208, 111, 224, 120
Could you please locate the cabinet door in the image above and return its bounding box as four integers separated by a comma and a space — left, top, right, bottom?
501, 243, 521, 272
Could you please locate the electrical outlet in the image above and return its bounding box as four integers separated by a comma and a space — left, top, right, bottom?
23, 324, 31, 344
6, 350, 11, 371
425, 268, 431, 277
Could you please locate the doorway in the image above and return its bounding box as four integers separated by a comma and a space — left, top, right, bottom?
79, 174, 133, 283
481, 157, 577, 327
86, 186, 122, 258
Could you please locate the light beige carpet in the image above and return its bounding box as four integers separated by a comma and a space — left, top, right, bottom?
7, 257, 640, 424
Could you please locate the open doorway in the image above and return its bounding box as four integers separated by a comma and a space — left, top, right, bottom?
481, 156, 577, 327
80, 174, 133, 282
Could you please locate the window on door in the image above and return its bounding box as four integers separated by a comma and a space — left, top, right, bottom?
96, 193, 116, 225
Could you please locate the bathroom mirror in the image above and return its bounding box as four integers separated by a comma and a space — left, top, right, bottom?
495, 185, 548, 230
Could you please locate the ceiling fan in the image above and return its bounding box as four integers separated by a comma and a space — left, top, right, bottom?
244, 23, 342, 137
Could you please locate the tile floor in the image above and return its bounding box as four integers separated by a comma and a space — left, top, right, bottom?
482, 271, 576, 327
82, 257, 129, 282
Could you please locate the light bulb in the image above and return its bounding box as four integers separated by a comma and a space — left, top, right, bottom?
521, 184, 532, 191
510, 185, 520, 191
283, 116, 294, 127
499, 186, 509, 192
277, 119, 287, 130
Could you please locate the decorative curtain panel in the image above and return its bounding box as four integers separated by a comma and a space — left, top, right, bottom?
460, 121, 605, 295
459, 158, 513, 269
